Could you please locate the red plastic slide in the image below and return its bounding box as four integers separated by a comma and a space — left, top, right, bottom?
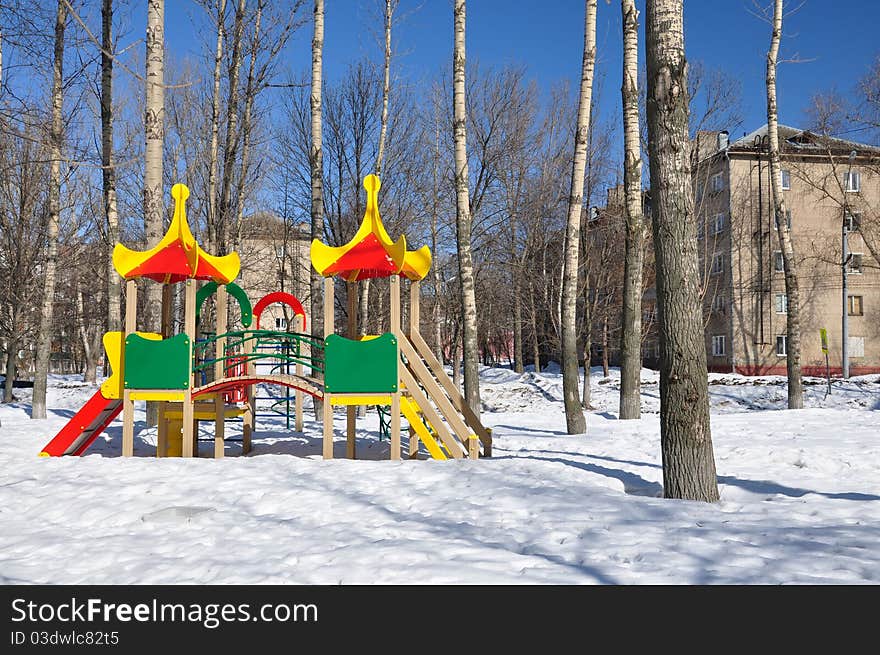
40, 390, 123, 457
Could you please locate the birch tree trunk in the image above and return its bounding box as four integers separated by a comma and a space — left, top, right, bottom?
560, 0, 597, 434
645, 0, 719, 501
766, 0, 803, 409
31, 0, 66, 420
206, 0, 227, 253
430, 105, 443, 364
142, 0, 165, 427
102, 0, 120, 334
233, 0, 263, 252
217, 0, 246, 254
143, 0, 164, 328
375, 0, 394, 178
581, 270, 592, 408
452, 0, 480, 415
77, 289, 99, 384
618, 0, 645, 419
310, 0, 325, 417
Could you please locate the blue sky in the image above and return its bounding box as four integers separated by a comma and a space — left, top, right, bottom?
157, 0, 878, 142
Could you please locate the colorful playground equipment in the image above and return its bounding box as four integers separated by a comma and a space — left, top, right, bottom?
40, 175, 491, 460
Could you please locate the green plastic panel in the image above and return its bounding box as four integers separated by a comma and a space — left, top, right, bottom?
124, 333, 191, 390
324, 333, 398, 393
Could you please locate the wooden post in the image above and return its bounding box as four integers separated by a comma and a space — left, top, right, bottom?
214, 284, 227, 458
122, 279, 137, 457
293, 314, 304, 432
346, 280, 357, 459
389, 275, 401, 460
182, 279, 196, 457
408, 419, 419, 459
323, 276, 335, 459
409, 280, 420, 338
156, 284, 171, 456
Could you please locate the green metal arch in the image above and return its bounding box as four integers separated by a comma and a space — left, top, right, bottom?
195, 282, 253, 328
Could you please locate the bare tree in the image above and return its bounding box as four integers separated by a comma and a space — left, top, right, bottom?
309, 0, 325, 412
101, 0, 120, 334
216, 0, 246, 253
31, 0, 67, 420
645, 0, 719, 501
452, 0, 480, 414
560, 0, 597, 434
203, 0, 227, 253
143, 0, 164, 328
618, 0, 645, 419
765, 0, 803, 408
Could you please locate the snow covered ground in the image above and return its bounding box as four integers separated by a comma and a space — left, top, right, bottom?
0, 367, 877, 585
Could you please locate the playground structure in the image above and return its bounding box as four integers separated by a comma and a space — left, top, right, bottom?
40, 176, 491, 461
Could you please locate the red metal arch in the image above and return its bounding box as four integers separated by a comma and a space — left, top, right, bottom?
253, 292, 307, 330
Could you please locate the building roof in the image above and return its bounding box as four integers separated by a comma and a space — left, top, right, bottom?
728, 123, 880, 155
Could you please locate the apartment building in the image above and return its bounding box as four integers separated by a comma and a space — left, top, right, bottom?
237, 212, 312, 331
694, 124, 880, 375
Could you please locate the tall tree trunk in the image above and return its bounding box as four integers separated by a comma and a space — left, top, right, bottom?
217, 0, 246, 254
430, 98, 444, 364
618, 0, 645, 419
452, 0, 480, 415
206, 0, 227, 253
233, 0, 262, 252
102, 0, 120, 334
31, 0, 66, 420
581, 271, 591, 407
645, 0, 719, 501
310, 0, 325, 418
602, 313, 609, 377
560, 0, 597, 434
143, 0, 165, 427
358, 0, 396, 350
77, 289, 99, 384
513, 268, 523, 373
143, 0, 164, 320
375, 0, 393, 178
766, 0, 803, 409
4, 326, 18, 403
529, 277, 540, 373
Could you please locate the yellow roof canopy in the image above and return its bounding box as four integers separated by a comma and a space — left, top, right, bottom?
112, 184, 240, 284
310, 175, 432, 282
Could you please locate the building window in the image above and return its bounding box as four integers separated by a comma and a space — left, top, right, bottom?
775, 293, 788, 314
844, 170, 861, 193
712, 294, 725, 312
781, 169, 791, 190
711, 335, 726, 357
643, 306, 657, 323
848, 253, 863, 274
775, 209, 792, 230
844, 211, 861, 232
711, 172, 724, 193
776, 335, 787, 357
711, 253, 724, 275
848, 295, 863, 316
774, 250, 785, 273
275, 317, 288, 330
712, 213, 725, 235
